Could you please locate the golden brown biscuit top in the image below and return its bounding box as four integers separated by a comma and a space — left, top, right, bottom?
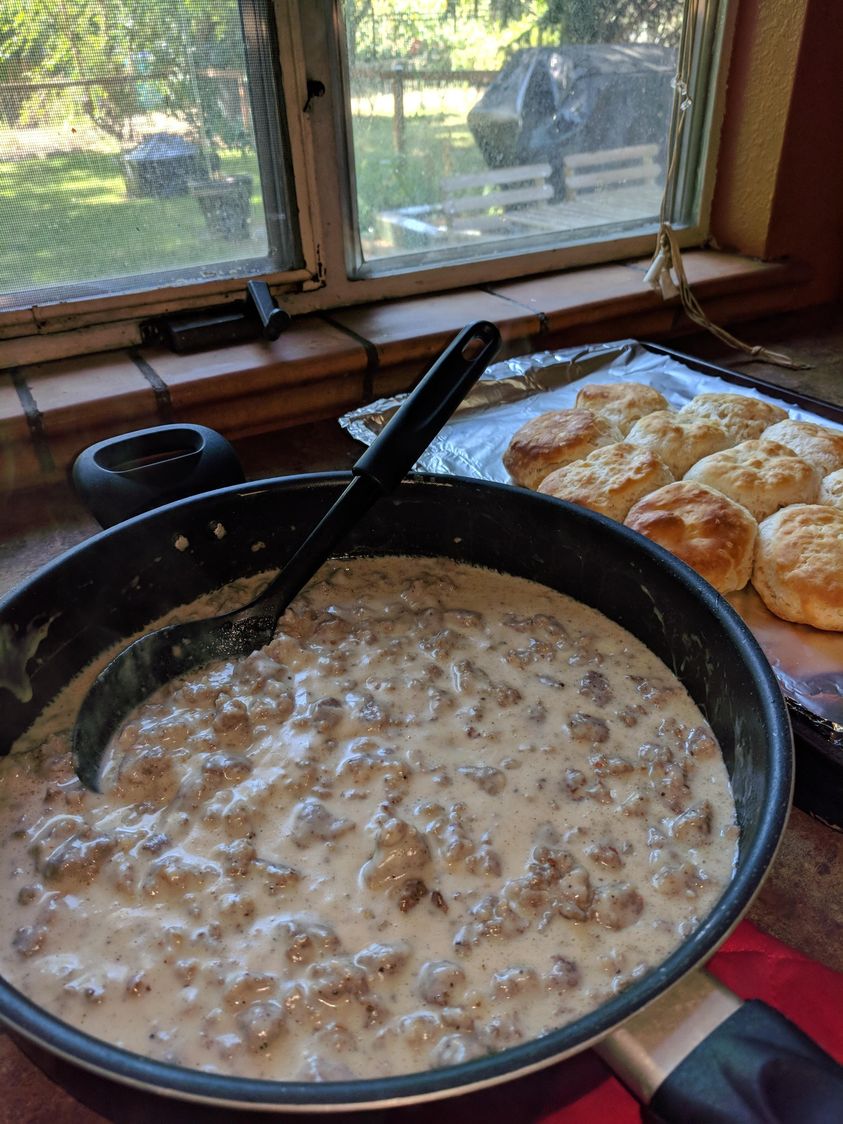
537, 441, 674, 521
819, 468, 843, 508
625, 410, 735, 477
678, 393, 788, 441
624, 481, 757, 594
683, 439, 820, 521
503, 408, 621, 488
574, 382, 669, 435
685, 438, 817, 484
753, 505, 843, 628
762, 419, 843, 476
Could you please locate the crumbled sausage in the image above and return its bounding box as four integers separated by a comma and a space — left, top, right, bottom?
277, 915, 342, 965
670, 801, 713, 845
652, 762, 691, 813
429, 1033, 484, 1067
215, 838, 256, 877
142, 851, 217, 896
297, 1054, 357, 1082
307, 957, 369, 1000
12, 924, 47, 957
457, 765, 506, 795
651, 861, 705, 898
390, 1011, 443, 1046
491, 965, 539, 1000
546, 956, 581, 991
354, 941, 412, 978
223, 971, 278, 1010
360, 816, 431, 896
684, 725, 719, 759
38, 832, 115, 886
477, 1011, 523, 1049
557, 866, 593, 921
115, 745, 180, 803
417, 961, 466, 1006
237, 1000, 287, 1052
212, 699, 252, 748
585, 842, 624, 870
578, 671, 613, 706
590, 883, 645, 930
289, 799, 354, 847
201, 751, 253, 792
567, 713, 610, 743
398, 879, 429, 912
306, 696, 345, 732
630, 676, 679, 707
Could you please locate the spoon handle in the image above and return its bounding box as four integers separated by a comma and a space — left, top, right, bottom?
353, 319, 501, 490
248, 320, 501, 618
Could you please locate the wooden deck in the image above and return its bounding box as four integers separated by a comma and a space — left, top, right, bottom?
375, 183, 662, 254
375, 150, 664, 256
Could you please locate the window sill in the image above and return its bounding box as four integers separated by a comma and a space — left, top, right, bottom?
0, 249, 810, 492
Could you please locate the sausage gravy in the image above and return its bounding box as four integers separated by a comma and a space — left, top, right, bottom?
0, 557, 738, 1081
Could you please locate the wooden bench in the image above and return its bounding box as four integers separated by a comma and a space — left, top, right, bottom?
440, 162, 554, 233
562, 143, 661, 200
378, 162, 554, 246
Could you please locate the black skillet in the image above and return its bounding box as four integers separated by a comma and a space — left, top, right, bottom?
1, 401, 842, 1119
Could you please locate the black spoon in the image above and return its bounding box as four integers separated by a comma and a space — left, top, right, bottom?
72, 320, 501, 791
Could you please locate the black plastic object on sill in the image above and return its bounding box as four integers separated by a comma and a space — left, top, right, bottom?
71, 423, 244, 528
142, 280, 291, 354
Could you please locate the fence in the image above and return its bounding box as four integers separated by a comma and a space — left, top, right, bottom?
1, 70, 250, 135
351, 66, 496, 154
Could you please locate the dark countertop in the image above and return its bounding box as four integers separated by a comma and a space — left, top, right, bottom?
2, 308, 842, 1121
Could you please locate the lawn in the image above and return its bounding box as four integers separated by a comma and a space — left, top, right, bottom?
0, 147, 262, 295
0, 87, 486, 294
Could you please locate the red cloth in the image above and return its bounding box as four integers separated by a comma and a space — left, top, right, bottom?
393, 920, 843, 1124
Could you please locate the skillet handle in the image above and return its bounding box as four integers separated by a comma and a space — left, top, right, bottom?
596, 970, 843, 1123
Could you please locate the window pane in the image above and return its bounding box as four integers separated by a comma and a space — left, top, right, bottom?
341, 1, 684, 265
0, 0, 294, 301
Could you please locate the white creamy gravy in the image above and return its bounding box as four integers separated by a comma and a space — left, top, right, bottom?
0, 557, 738, 1082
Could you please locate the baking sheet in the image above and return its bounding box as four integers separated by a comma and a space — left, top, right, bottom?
340, 339, 843, 740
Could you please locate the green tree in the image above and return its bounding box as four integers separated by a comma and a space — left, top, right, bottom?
1, 0, 247, 143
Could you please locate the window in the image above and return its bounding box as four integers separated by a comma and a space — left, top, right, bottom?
1, 0, 733, 352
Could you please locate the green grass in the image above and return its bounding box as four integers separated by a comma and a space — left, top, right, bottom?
0, 148, 262, 294
0, 95, 485, 293
351, 105, 486, 233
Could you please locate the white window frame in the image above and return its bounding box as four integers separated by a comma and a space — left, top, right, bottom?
0, 0, 735, 364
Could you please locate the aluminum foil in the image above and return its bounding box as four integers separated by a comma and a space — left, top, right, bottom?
340, 339, 843, 740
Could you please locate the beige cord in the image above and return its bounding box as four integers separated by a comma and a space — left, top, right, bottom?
643, 58, 807, 370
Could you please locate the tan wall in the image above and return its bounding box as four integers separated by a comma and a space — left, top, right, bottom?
712, 0, 843, 303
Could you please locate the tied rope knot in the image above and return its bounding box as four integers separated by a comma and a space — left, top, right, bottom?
644, 64, 807, 371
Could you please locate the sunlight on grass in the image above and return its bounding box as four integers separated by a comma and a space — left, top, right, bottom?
0, 146, 263, 293
1, 83, 487, 293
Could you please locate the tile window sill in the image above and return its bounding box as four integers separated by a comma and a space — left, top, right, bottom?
0, 250, 809, 492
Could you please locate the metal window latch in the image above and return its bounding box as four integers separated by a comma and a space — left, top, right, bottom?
143, 281, 292, 354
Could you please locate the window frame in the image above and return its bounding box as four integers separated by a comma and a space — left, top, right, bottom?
0, 0, 786, 368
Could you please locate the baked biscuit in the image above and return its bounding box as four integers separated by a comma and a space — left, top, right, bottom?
625, 410, 734, 477
677, 392, 787, 442
819, 468, 843, 509
537, 441, 674, 522
762, 419, 843, 477
753, 505, 843, 630
683, 438, 820, 521
625, 481, 757, 594
574, 381, 669, 436
503, 408, 622, 490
